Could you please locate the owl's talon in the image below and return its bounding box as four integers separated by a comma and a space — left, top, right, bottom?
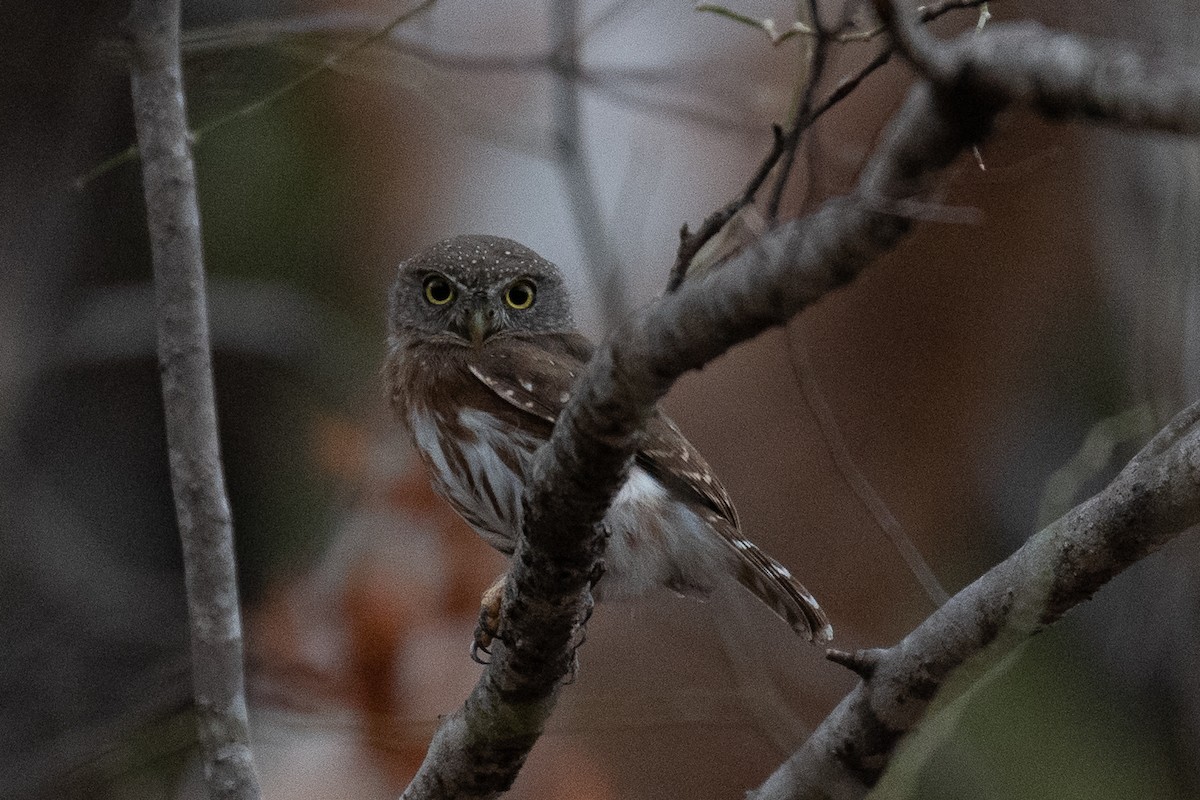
471, 606, 497, 665
473, 606, 499, 661
470, 574, 506, 664
470, 638, 492, 665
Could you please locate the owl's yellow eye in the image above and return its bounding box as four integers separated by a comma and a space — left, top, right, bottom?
423, 275, 455, 306
504, 279, 536, 310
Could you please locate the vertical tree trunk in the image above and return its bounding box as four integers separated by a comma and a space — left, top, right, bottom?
126, 1, 261, 798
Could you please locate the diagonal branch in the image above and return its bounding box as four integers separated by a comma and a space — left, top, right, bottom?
125, 1, 261, 798
403, 9, 1200, 800
753, 395, 1200, 799
402, 33, 992, 800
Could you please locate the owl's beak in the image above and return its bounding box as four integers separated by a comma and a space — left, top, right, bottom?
465, 307, 496, 347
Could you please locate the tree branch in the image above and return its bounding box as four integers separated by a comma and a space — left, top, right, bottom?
126, 2, 261, 798
550, 0, 628, 326
749, 9, 1200, 799
667, 0, 990, 290
402, 35, 989, 800
403, 8, 1200, 800
753, 396, 1200, 799
873, 0, 1200, 134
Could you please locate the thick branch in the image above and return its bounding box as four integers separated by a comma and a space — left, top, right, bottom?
875, 0, 1200, 134
402, 46, 987, 800
126, 2, 260, 799
753, 399, 1200, 800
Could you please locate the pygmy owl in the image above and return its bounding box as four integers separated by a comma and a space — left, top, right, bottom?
386, 235, 832, 653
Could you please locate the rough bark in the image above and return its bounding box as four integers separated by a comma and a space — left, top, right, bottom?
126, 1, 261, 798
752, 398, 1200, 799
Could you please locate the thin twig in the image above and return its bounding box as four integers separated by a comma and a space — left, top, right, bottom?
124, 1, 260, 799
78, 0, 436, 189
765, 0, 828, 222
783, 326, 950, 606
550, 0, 628, 326
668, 0, 990, 289
666, 125, 786, 291
696, 0, 988, 45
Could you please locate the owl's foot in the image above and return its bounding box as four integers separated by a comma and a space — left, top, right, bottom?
470, 634, 492, 665
469, 569, 598, 672
471, 575, 507, 665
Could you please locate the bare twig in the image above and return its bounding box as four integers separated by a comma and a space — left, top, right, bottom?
696, 0, 990, 45
667, 125, 786, 291
550, 0, 628, 326
695, 3, 819, 46
80, 0, 435, 188
825, 648, 884, 679
783, 327, 950, 606
125, 1, 260, 799
764, 0, 828, 222
668, 0, 990, 289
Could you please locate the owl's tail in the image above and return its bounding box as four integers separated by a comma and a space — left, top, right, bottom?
729, 537, 833, 644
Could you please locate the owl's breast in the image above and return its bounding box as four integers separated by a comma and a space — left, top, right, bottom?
407, 405, 543, 554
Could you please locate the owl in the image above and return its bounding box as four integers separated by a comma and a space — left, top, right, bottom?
386, 234, 832, 655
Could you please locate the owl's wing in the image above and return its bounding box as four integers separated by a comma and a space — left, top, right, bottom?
467, 332, 592, 425
636, 416, 739, 527
640, 417, 831, 641
469, 336, 830, 641
468, 333, 739, 526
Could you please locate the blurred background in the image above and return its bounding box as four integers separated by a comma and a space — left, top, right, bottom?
2, 0, 1199, 798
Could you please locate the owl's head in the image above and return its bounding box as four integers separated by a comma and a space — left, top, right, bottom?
388, 235, 574, 348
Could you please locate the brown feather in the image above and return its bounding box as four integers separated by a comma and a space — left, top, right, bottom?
702, 511, 832, 642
